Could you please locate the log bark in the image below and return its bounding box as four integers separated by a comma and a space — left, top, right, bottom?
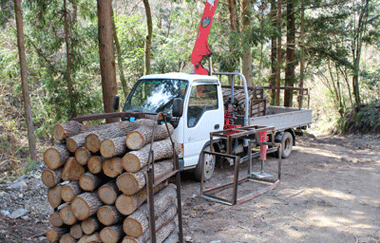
59, 203, 77, 226
48, 184, 62, 208
117, 160, 173, 195
53, 121, 83, 141
122, 138, 180, 173
61, 181, 81, 203
81, 217, 100, 235
103, 157, 123, 178
71, 192, 103, 220
44, 144, 70, 170
97, 205, 122, 226
98, 181, 118, 205
79, 172, 101, 192
88, 156, 105, 174
163, 228, 179, 243
66, 131, 93, 153
100, 136, 128, 158
75, 147, 91, 165
78, 233, 101, 243
60, 234, 77, 243
123, 184, 177, 237
62, 157, 85, 181
99, 225, 123, 243
70, 224, 83, 239
42, 168, 62, 188
125, 123, 174, 151
47, 227, 67, 242
50, 211, 63, 227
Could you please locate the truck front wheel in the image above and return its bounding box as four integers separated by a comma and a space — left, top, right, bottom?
195, 145, 215, 181
281, 132, 293, 158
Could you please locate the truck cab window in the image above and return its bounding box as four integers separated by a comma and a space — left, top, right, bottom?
187, 84, 218, 128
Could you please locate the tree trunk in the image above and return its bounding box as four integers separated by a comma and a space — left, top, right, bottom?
270, 0, 277, 105
62, 157, 85, 181
42, 168, 62, 188
284, 0, 295, 107
50, 211, 63, 227
44, 144, 70, 170
98, 181, 119, 205
142, 0, 153, 75
122, 138, 180, 173
61, 181, 81, 203
75, 147, 91, 165
70, 224, 83, 239
71, 192, 103, 220
299, 0, 305, 108
59, 203, 78, 226
13, 0, 37, 162
103, 157, 123, 178
46, 227, 67, 243
99, 225, 123, 243
78, 233, 101, 243
97, 205, 122, 226
48, 184, 62, 209
88, 156, 105, 174
97, 0, 118, 123
81, 217, 100, 235
241, 0, 253, 86
79, 172, 101, 191
275, 0, 282, 106
100, 136, 128, 158
60, 234, 77, 243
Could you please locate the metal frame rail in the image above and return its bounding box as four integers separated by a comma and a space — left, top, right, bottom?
71, 111, 183, 243
200, 125, 282, 205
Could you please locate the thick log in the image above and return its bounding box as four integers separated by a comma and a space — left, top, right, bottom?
117, 160, 173, 195
48, 184, 62, 208
81, 217, 100, 235
77, 233, 101, 243
88, 156, 105, 174
66, 131, 93, 153
100, 136, 128, 158
115, 181, 168, 216
163, 228, 179, 243
42, 168, 62, 188
123, 185, 177, 237
70, 224, 83, 239
62, 157, 85, 181
103, 157, 123, 178
50, 211, 63, 227
125, 123, 174, 150
60, 234, 77, 243
47, 227, 67, 242
59, 203, 77, 226
44, 144, 70, 170
71, 192, 103, 220
61, 181, 81, 203
97, 205, 122, 226
75, 147, 91, 165
79, 172, 100, 191
53, 120, 83, 141
98, 181, 118, 205
122, 138, 180, 173
99, 225, 123, 243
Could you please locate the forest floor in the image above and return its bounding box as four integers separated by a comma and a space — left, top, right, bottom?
0, 132, 379, 243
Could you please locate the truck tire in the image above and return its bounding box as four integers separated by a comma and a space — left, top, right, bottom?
281, 132, 293, 158
195, 145, 215, 181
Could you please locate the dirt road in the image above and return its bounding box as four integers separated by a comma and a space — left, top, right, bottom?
0, 133, 379, 243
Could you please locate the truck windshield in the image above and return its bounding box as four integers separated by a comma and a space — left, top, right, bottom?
123, 79, 188, 116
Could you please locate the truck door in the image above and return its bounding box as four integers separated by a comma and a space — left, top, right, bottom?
183, 82, 224, 168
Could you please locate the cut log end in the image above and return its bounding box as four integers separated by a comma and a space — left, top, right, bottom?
71, 193, 103, 221
42, 168, 62, 188
44, 147, 64, 170
48, 185, 62, 209
123, 218, 143, 238
121, 153, 140, 173
47, 227, 66, 242
115, 194, 135, 216
66, 137, 79, 153
50, 212, 63, 227
75, 147, 91, 165
88, 156, 103, 174
81, 217, 99, 235
125, 131, 144, 150
98, 182, 118, 205
100, 139, 116, 158
97, 205, 121, 226
60, 204, 77, 226
85, 134, 101, 153
99, 226, 123, 243
116, 173, 141, 195
103, 157, 123, 178
60, 234, 77, 243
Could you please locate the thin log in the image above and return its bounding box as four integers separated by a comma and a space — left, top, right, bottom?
48, 184, 62, 208
59, 203, 77, 226
66, 131, 93, 153
103, 157, 123, 178
98, 181, 118, 205
81, 217, 100, 235
47, 227, 67, 242
99, 225, 123, 243
125, 123, 174, 150
100, 136, 128, 158
71, 192, 103, 220
53, 120, 83, 141
97, 205, 122, 226
122, 138, 180, 173
42, 168, 62, 188
62, 157, 85, 181
70, 224, 83, 239
75, 147, 91, 165
60, 234, 77, 243
61, 181, 81, 203
44, 144, 70, 170
79, 172, 101, 192
77, 233, 101, 243
50, 211, 63, 227
88, 156, 105, 174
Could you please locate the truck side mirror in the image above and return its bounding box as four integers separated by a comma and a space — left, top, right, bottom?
172, 98, 183, 117
113, 95, 120, 112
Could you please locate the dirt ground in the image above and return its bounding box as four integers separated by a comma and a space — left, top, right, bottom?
0, 133, 379, 243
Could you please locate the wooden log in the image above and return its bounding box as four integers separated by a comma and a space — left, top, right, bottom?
163, 228, 179, 243
66, 131, 93, 153
60, 234, 77, 243
61, 181, 81, 203
71, 192, 103, 220
98, 181, 118, 205
70, 224, 83, 239
117, 160, 173, 195
77, 233, 101, 243
59, 203, 77, 226
125, 123, 174, 151
100, 136, 128, 158
88, 156, 104, 174
97, 205, 122, 226
122, 138, 180, 173
99, 225, 123, 243
42, 168, 62, 188
48, 184, 62, 208
123, 184, 177, 237
50, 211, 63, 227
44, 144, 70, 170
79, 172, 100, 191
103, 157, 123, 178
53, 120, 84, 141
81, 217, 100, 235
47, 227, 67, 242
75, 147, 91, 165
115, 181, 168, 216
62, 157, 85, 181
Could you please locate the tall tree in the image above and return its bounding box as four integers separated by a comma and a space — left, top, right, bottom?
143, 0, 153, 75
97, 0, 118, 122
269, 0, 277, 105
241, 0, 253, 86
298, 0, 305, 108
13, 0, 37, 161
284, 0, 295, 107
275, 0, 282, 106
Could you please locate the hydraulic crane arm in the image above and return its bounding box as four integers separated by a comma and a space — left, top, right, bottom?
191, 0, 219, 75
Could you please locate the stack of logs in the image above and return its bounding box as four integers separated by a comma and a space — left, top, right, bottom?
42, 119, 181, 243
222, 88, 266, 117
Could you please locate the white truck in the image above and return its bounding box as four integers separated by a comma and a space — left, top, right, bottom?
121, 71, 312, 180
